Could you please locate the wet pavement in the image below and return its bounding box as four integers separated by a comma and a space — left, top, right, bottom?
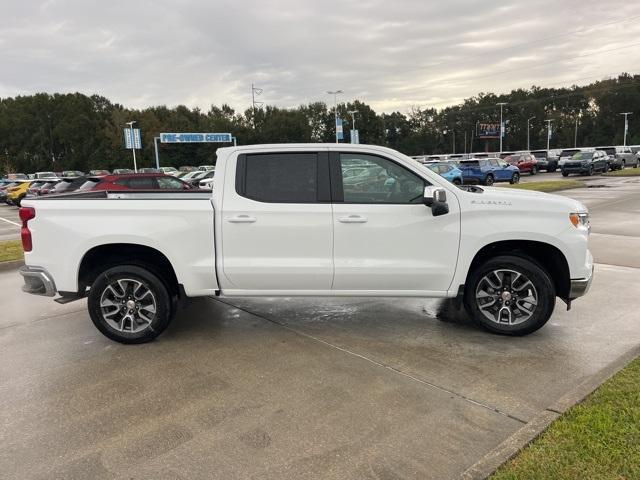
1, 175, 639, 479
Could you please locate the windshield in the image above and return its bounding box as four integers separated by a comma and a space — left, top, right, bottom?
560, 150, 580, 157
38, 172, 56, 178
572, 152, 594, 160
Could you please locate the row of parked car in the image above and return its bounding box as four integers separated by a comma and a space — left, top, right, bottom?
414, 145, 639, 186
0, 166, 217, 207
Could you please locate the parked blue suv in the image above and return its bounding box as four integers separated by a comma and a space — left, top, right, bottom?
459, 158, 520, 186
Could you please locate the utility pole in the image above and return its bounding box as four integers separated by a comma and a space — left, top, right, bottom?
545, 119, 554, 150
251, 84, 263, 128
327, 90, 343, 143
125, 121, 138, 172
464, 131, 467, 154
620, 112, 633, 146
452, 130, 456, 154
527, 117, 535, 150
497, 102, 507, 153
574, 116, 579, 148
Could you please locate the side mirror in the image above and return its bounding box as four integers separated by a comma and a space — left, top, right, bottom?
423, 186, 449, 216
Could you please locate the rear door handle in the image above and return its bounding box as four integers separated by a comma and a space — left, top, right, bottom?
227, 215, 257, 223
338, 215, 368, 224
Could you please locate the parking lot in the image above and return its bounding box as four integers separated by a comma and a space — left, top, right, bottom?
0, 206, 20, 242
0, 174, 638, 479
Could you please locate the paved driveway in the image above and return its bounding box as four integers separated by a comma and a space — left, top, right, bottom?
1, 177, 639, 479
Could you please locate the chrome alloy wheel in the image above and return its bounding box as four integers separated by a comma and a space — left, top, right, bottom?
99, 279, 157, 333
475, 269, 538, 325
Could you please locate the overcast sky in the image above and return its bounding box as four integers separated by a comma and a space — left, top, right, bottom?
1, 0, 639, 113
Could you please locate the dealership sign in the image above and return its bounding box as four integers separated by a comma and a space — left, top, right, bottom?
160, 133, 233, 143
476, 123, 501, 139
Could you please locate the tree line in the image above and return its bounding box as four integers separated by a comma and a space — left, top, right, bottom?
1, 74, 639, 174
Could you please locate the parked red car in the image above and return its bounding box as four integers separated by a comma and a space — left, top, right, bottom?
505, 153, 539, 175
76, 173, 193, 192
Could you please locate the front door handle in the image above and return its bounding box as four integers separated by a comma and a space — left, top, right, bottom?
227, 215, 257, 223
338, 215, 368, 224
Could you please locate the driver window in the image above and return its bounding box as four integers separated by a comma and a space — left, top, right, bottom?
339, 153, 426, 204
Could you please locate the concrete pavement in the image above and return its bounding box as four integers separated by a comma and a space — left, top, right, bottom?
0, 204, 20, 242
1, 176, 639, 479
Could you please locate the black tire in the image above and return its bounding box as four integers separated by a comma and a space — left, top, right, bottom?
88, 265, 174, 344
452, 178, 462, 185
586, 165, 594, 176
561, 170, 569, 177
484, 174, 494, 186
548, 166, 556, 173
621, 160, 626, 170
530, 166, 537, 175
464, 255, 556, 336
510, 172, 520, 184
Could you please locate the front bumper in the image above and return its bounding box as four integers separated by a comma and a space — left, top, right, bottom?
19, 266, 57, 297
569, 265, 594, 299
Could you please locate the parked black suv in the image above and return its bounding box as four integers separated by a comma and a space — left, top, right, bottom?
561, 150, 609, 176
530, 150, 558, 172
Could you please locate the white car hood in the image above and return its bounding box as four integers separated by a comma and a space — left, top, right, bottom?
468, 186, 587, 213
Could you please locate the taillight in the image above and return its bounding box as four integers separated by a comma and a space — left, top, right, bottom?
19, 207, 35, 252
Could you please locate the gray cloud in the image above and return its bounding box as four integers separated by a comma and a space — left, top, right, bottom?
1, 0, 639, 113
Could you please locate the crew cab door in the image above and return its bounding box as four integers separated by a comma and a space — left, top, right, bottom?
330, 152, 460, 293
220, 150, 334, 292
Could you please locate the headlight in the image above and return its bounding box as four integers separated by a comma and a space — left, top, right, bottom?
569, 212, 590, 230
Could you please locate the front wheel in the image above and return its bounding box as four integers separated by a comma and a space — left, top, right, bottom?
510, 172, 520, 184
530, 166, 537, 175
88, 265, 174, 344
561, 170, 569, 177
464, 255, 556, 336
586, 165, 594, 176
452, 178, 462, 185
484, 174, 494, 186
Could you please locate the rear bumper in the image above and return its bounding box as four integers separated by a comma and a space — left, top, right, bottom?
19, 266, 57, 297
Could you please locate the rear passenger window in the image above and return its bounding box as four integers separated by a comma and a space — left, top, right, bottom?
116, 177, 156, 189
240, 153, 318, 202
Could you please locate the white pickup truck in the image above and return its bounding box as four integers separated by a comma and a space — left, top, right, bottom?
19, 144, 593, 343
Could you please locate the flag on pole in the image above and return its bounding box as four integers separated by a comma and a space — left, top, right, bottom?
336, 118, 344, 141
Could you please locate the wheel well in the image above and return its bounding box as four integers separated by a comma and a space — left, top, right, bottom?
78, 244, 180, 296
466, 240, 570, 299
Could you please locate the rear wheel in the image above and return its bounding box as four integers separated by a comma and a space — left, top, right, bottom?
561, 170, 569, 177
87, 265, 174, 344
510, 172, 520, 184
484, 174, 494, 186
452, 178, 462, 185
530, 166, 537, 175
621, 160, 626, 170
464, 255, 556, 336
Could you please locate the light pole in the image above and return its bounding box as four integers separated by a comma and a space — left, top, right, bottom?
251, 84, 263, 128
545, 119, 554, 150
327, 90, 343, 143
574, 116, 579, 148
497, 102, 507, 153
125, 121, 138, 172
527, 116, 535, 150
620, 112, 633, 146
347, 110, 358, 143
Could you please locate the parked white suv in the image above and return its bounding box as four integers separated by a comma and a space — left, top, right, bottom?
19, 144, 593, 343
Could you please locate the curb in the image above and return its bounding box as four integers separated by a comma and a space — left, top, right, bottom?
460, 343, 640, 480
0, 259, 24, 272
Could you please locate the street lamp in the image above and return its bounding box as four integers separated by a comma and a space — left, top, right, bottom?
527, 117, 535, 150
620, 112, 633, 147
545, 119, 554, 150
347, 110, 358, 144
497, 102, 507, 153
125, 120, 138, 172
327, 90, 343, 143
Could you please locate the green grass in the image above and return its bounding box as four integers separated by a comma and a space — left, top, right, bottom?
492, 356, 640, 480
497, 179, 585, 192
603, 168, 640, 177
0, 240, 24, 263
